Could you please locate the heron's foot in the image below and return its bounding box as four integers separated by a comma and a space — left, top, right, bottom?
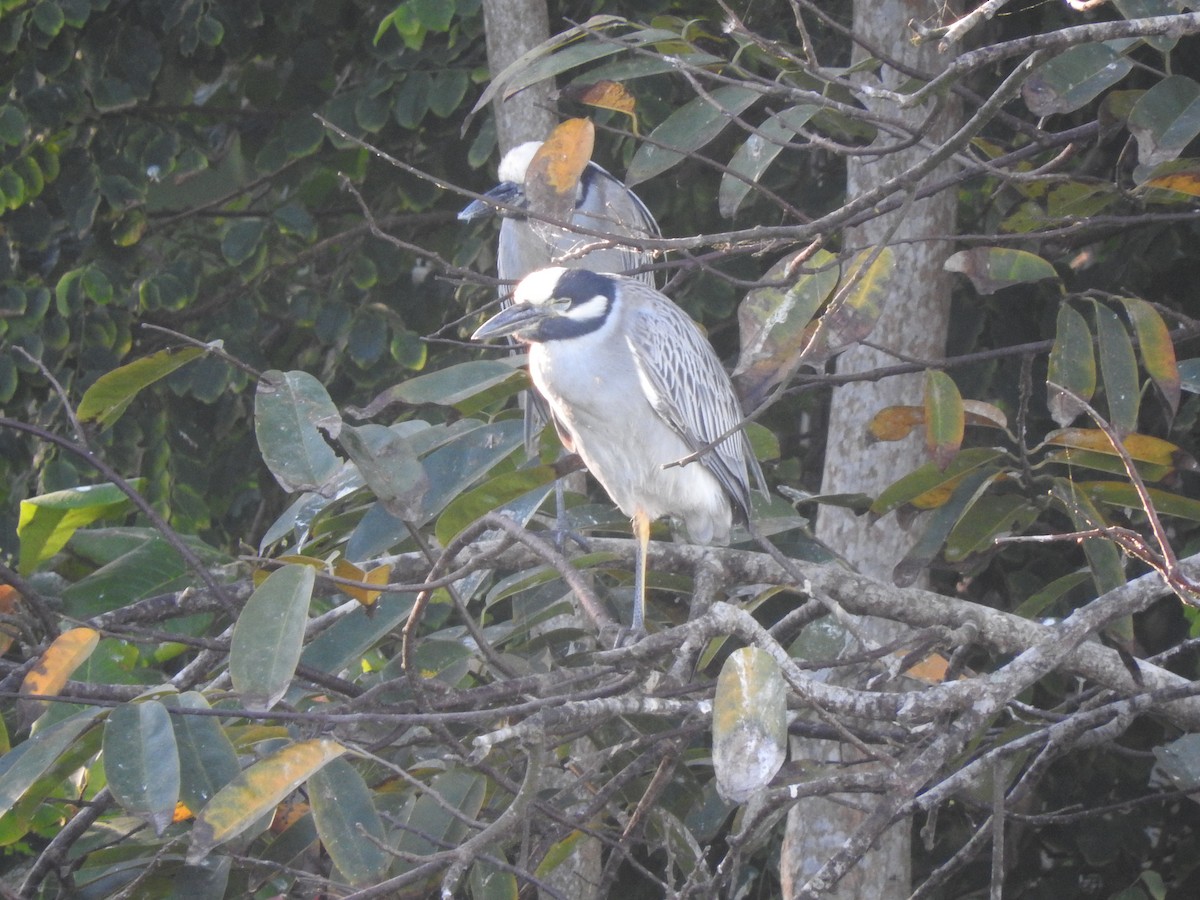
550, 478, 590, 552
551, 518, 591, 553
599, 621, 646, 650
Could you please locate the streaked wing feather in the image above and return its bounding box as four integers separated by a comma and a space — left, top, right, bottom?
623, 287, 759, 518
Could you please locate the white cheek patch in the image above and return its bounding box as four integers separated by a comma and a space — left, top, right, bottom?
567, 295, 608, 322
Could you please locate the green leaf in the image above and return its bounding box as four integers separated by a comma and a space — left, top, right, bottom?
1113, 0, 1181, 53
63, 528, 225, 617
166, 692, 241, 816
412, 0, 455, 31
255, 370, 343, 493
1178, 358, 1200, 393
0, 722, 102, 847
469, 16, 630, 116
944, 247, 1060, 295
282, 114, 325, 158
77, 346, 206, 429
0, 106, 28, 146
339, 424, 430, 522
944, 495, 1040, 562
1015, 569, 1093, 619
1117, 296, 1180, 416
1051, 479, 1126, 595
712, 648, 786, 802
1093, 302, 1140, 435
229, 564, 315, 711
353, 359, 523, 417
924, 369, 964, 470
893, 467, 1000, 587
0, 354, 16, 404
392, 769, 487, 872
32, 0, 65, 37
103, 700, 180, 835
308, 757, 390, 887
1080, 481, 1200, 523
0, 166, 25, 210
428, 69, 469, 118
1155, 734, 1200, 797
1047, 303, 1095, 428
0, 707, 103, 820
469, 859, 520, 900
1022, 42, 1134, 116
273, 203, 318, 242
435, 466, 557, 545
393, 71, 431, 128
188, 738, 345, 864
871, 448, 1007, 517
719, 106, 817, 217
17, 481, 142, 575
412, 420, 525, 526
301, 591, 415, 675
1129, 75, 1200, 179
220, 218, 268, 266
628, 85, 762, 185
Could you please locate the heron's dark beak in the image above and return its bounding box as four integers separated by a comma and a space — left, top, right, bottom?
472, 303, 556, 341
457, 182, 523, 221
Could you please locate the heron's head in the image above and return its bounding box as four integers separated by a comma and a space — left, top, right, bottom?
456, 143, 543, 222
471, 268, 616, 343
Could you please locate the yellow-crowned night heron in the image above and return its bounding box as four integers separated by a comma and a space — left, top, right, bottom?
461, 132, 662, 544
473, 267, 765, 632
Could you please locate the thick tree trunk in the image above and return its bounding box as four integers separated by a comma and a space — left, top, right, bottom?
479, 6, 600, 898
781, 1, 961, 895
481, 0, 557, 152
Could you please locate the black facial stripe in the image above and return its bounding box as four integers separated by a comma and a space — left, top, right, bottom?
536, 293, 612, 341
556, 269, 617, 306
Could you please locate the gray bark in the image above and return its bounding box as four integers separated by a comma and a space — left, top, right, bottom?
482, 0, 558, 152
781, 0, 962, 895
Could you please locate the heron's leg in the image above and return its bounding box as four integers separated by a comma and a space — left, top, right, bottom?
631, 510, 650, 633
550, 468, 590, 552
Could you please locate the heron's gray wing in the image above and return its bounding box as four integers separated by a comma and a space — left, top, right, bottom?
573, 164, 660, 285
622, 287, 762, 519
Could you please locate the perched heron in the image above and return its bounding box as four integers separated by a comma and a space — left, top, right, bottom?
472, 267, 766, 632
460, 127, 662, 543
458, 140, 660, 289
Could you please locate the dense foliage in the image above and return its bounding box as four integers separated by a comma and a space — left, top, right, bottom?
2, 0, 1200, 897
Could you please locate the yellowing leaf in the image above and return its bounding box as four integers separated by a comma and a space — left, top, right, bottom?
333, 559, 391, 607
869, 406, 924, 442
571, 81, 638, 133
802, 247, 893, 365
20, 627, 100, 719
900, 651, 954, 683
187, 738, 345, 864
1144, 164, 1200, 198
733, 248, 839, 409
1044, 428, 1198, 470
870, 401, 1009, 444
712, 647, 786, 802
1118, 296, 1180, 416
0, 586, 19, 656
526, 118, 595, 197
